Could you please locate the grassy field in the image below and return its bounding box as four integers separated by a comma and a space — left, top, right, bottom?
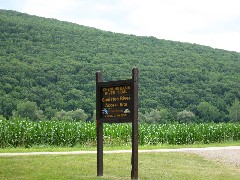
0, 152, 240, 179
0, 140, 240, 153
1, 119, 240, 179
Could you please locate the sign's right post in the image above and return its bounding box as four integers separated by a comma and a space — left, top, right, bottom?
131, 67, 138, 180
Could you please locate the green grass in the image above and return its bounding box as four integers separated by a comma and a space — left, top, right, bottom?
0, 140, 239, 153
0, 152, 240, 179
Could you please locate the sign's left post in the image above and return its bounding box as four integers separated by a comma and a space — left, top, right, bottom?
96, 71, 103, 176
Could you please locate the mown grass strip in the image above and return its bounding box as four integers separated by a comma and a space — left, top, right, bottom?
0, 152, 240, 179
0, 141, 240, 153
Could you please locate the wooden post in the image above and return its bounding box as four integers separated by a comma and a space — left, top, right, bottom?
96, 71, 103, 176
131, 68, 138, 179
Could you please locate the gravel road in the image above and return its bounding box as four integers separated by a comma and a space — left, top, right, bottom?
182, 146, 240, 168
1, 146, 240, 168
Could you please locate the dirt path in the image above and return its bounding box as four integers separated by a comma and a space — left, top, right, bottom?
181, 146, 240, 168
1, 146, 240, 168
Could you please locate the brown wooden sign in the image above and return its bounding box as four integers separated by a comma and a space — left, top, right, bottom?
98, 80, 133, 123
96, 68, 138, 179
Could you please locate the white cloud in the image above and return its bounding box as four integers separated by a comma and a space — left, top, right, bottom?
19, 0, 77, 17
122, 0, 240, 51
187, 32, 240, 52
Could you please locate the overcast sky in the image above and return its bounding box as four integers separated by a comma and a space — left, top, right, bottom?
1, 0, 240, 52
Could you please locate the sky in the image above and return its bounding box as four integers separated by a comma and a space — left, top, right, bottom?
1, 0, 240, 52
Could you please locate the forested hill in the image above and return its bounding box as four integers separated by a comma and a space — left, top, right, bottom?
1, 9, 240, 122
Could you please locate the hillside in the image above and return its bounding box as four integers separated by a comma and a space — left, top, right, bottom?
0, 9, 240, 122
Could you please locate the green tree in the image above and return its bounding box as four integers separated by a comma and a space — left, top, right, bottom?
44, 107, 57, 119
53, 108, 88, 122
91, 110, 96, 122
16, 101, 38, 120
0, 95, 17, 119
140, 108, 170, 124
197, 102, 220, 122
177, 110, 195, 123
0, 115, 6, 120
68, 108, 88, 122
228, 99, 240, 122
35, 109, 44, 120
53, 109, 69, 120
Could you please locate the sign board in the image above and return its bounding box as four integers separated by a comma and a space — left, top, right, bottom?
96, 68, 138, 179
98, 80, 133, 123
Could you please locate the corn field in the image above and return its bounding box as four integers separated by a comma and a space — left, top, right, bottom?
0, 118, 240, 148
